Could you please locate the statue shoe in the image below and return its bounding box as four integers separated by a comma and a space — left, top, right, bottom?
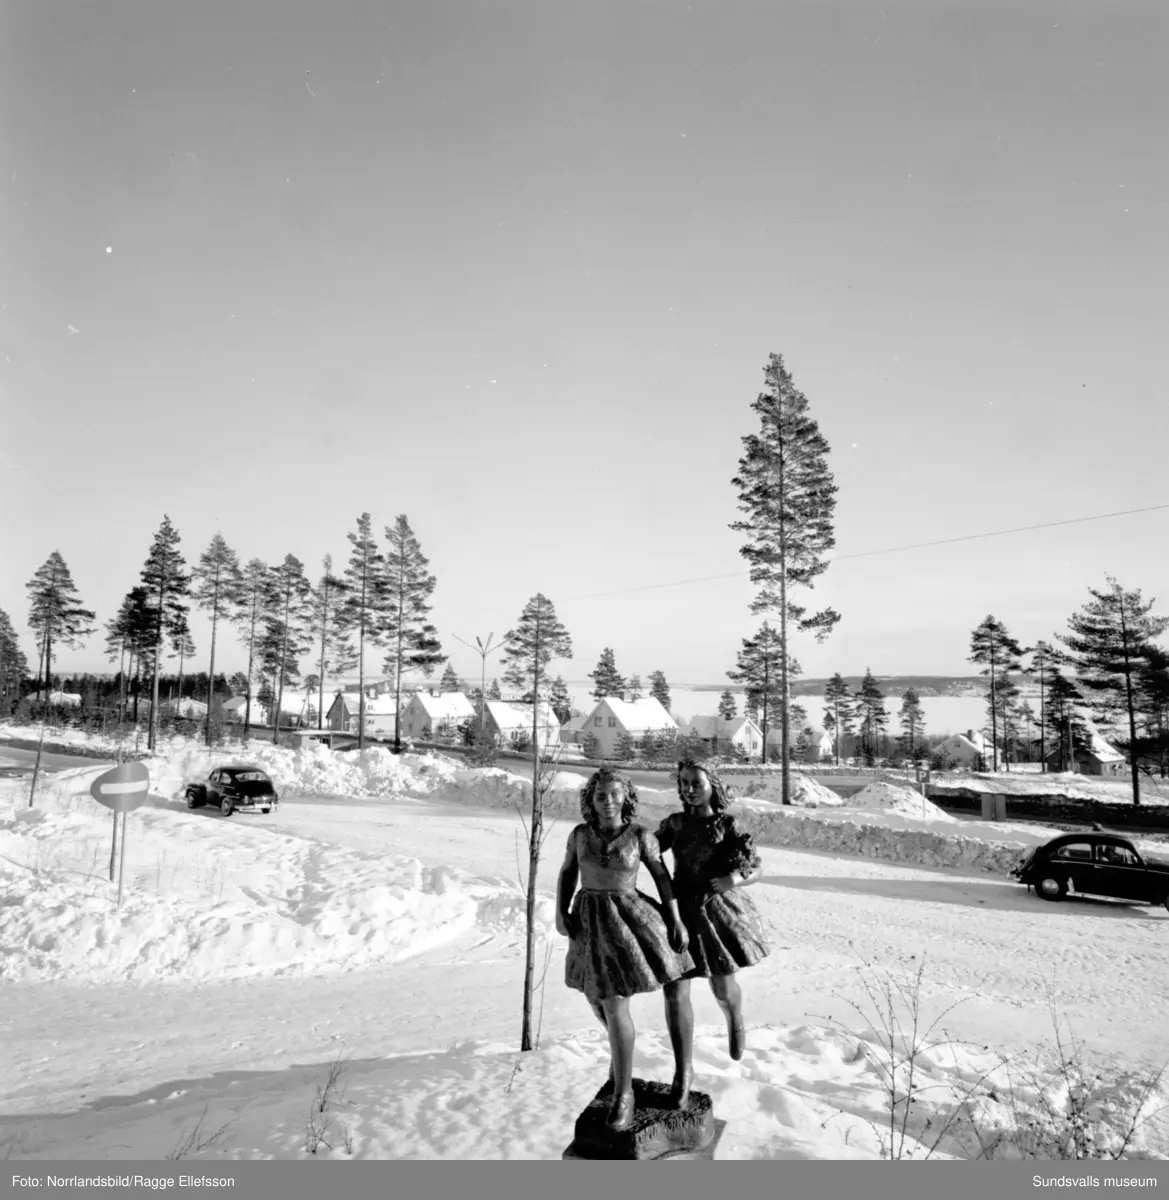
605, 1088, 635, 1132
728, 1018, 746, 1062
668, 1065, 693, 1110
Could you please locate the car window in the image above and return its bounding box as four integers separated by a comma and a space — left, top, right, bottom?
233, 771, 268, 782
1052, 842, 1093, 862
209, 770, 220, 784
1096, 843, 1141, 867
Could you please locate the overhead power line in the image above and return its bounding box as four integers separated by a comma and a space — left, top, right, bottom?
557, 502, 1169, 604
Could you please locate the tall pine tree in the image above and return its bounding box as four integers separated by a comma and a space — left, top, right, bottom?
731, 352, 840, 805
548, 675, 572, 724
588, 648, 625, 700
309, 554, 355, 730
339, 513, 386, 750
440, 664, 462, 693
898, 688, 925, 759
169, 614, 196, 710
137, 517, 191, 750
501, 594, 572, 1052
822, 673, 854, 765
1135, 647, 1169, 778
190, 534, 243, 746
233, 559, 269, 741
1028, 640, 1061, 773
1044, 671, 1090, 772
0, 607, 29, 716
648, 670, 671, 715
383, 515, 445, 753
856, 669, 888, 763
263, 555, 313, 742
1058, 577, 1168, 805
26, 551, 96, 703
717, 690, 737, 720
726, 623, 788, 775
968, 615, 1027, 772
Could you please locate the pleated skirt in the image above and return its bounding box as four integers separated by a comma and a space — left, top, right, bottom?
564, 889, 695, 1004
677, 888, 770, 980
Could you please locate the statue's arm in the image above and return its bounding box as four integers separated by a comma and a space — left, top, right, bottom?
555, 827, 581, 938
640, 827, 688, 953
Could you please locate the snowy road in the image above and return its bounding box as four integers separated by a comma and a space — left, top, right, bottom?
5, 786, 1168, 1122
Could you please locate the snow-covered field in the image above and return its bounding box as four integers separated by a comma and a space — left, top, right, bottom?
2, 732, 1168, 1161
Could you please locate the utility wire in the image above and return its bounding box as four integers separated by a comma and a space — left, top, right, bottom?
556, 502, 1169, 603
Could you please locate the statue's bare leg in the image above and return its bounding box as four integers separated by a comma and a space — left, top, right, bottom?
710, 973, 745, 1060
590, 1000, 613, 1081
600, 995, 635, 1130
663, 978, 694, 1108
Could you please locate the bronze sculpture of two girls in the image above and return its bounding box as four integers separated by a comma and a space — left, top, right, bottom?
557, 759, 770, 1131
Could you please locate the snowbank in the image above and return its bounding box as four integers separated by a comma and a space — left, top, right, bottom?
848, 781, 959, 822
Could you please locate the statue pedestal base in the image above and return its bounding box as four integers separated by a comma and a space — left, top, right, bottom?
562, 1078, 723, 1160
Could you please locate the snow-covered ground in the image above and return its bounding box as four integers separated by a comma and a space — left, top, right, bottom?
2, 734, 1168, 1161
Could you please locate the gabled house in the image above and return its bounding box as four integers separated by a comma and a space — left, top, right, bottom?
933, 729, 993, 767
484, 700, 561, 749
578, 696, 676, 758
685, 714, 764, 758
160, 698, 208, 719
399, 691, 476, 740
1044, 724, 1126, 776
765, 725, 834, 762
326, 691, 399, 737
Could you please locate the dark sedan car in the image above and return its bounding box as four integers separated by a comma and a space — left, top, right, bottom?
184, 765, 279, 816
1012, 832, 1169, 908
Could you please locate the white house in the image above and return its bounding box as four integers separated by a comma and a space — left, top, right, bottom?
160, 698, 208, 719
934, 729, 992, 767
484, 700, 561, 749
326, 691, 399, 737
685, 714, 764, 758
578, 696, 676, 758
763, 725, 833, 762
399, 691, 476, 740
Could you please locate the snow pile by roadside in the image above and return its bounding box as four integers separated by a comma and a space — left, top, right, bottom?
734, 802, 1036, 876
932, 770, 1169, 806
847, 781, 960, 823
745, 773, 846, 807
0, 773, 552, 985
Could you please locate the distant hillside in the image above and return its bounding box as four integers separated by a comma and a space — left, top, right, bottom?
687, 676, 1009, 698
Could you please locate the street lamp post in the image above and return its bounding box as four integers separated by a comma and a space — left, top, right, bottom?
452, 631, 503, 737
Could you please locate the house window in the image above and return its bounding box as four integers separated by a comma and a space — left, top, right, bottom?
594, 716, 602, 726
608, 717, 617, 727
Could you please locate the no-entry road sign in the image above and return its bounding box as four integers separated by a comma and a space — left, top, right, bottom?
90, 761, 151, 813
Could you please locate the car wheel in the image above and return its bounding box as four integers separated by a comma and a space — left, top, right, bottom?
185, 790, 201, 809
261, 807, 271, 814
220, 797, 235, 817
1036, 874, 1068, 902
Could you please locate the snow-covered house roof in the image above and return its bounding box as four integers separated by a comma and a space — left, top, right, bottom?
686, 715, 758, 740
329, 692, 399, 716
588, 696, 676, 731
485, 700, 560, 734
1085, 722, 1124, 763
409, 692, 476, 722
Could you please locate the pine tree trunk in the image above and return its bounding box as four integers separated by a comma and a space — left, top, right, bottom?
274, 584, 290, 745
988, 651, 998, 773
521, 609, 543, 1052
206, 577, 219, 747
149, 574, 166, 752
243, 593, 257, 743
1039, 669, 1047, 772
317, 581, 329, 733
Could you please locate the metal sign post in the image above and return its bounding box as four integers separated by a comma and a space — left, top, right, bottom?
90, 762, 151, 906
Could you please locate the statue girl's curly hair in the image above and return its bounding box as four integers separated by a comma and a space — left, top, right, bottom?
675, 757, 730, 814
579, 767, 639, 830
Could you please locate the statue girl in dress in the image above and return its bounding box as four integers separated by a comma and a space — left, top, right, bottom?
556, 767, 693, 1131
658, 758, 770, 1107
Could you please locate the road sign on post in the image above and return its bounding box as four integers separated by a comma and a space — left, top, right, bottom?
90, 762, 151, 905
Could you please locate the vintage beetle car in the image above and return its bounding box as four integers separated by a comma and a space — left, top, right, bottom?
1012, 831, 1169, 908
184, 765, 279, 816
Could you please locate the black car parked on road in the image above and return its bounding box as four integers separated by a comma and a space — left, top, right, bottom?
1012, 831, 1169, 909
184, 765, 279, 816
